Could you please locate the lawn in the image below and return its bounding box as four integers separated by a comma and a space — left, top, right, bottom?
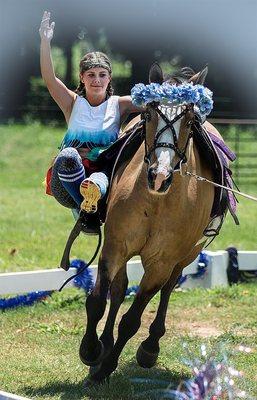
0, 122, 257, 399
1, 284, 257, 399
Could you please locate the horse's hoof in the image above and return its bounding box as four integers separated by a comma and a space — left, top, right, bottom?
136, 344, 159, 368
84, 374, 109, 388
89, 363, 102, 376
79, 339, 105, 366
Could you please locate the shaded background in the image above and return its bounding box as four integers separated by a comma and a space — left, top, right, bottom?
1, 0, 257, 121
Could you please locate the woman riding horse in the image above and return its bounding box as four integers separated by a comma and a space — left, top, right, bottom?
39, 11, 227, 386
79, 64, 225, 386
39, 11, 140, 234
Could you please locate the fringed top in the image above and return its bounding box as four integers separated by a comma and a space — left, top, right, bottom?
60, 95, 120, 161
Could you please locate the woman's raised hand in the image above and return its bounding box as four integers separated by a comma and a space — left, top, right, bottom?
39, 11, 55, 41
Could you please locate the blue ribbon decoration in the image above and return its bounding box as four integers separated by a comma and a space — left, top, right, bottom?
177, 252, 210, 286
0, 291, 53, 311
131, 82, 213, 116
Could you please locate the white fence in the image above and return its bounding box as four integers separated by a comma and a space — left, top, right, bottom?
0, 391, 30, 400
0, 251, 256, 296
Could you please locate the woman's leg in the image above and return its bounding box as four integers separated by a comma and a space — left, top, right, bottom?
51, 147, 85, 208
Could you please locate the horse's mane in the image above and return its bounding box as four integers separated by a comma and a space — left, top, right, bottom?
164, 67, 195, 85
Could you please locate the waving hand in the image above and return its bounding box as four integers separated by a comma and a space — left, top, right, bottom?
39, 11, 55, 41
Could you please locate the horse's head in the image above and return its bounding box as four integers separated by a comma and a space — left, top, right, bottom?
141, 64, 209, 194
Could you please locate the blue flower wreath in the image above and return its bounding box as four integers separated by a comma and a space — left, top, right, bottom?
131, 82, 213, 116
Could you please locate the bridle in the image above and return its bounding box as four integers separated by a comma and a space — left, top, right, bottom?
142, 102, 194, 167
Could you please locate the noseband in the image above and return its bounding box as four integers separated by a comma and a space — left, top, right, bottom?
143, 103, 194, 166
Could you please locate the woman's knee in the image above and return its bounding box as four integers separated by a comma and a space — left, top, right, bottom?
54, 147, 82, 171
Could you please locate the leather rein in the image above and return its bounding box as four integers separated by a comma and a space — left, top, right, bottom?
142, 103, 194, 167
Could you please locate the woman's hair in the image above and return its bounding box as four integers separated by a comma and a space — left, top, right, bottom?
75, 51, 114, 97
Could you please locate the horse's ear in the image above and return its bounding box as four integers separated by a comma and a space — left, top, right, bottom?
189, 66, 208, 85
149, 63, 164, 84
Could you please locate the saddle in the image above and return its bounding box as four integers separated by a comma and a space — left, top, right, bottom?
192, 120, 239, 237
95, 119, 145, 222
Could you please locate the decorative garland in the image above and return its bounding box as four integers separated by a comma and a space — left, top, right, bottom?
131, 82, 213, 116
0, 290, 53, 311
176, 251, 210, 287
0, 253, 209, 311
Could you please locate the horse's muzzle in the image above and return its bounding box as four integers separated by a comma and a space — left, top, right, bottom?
147, 166, 173, 193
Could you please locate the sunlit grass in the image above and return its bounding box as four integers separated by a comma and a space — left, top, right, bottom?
1, 285, 257, 399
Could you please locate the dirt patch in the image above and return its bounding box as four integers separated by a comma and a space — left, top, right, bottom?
173, 321, 222, 337
97, 306, 222, 340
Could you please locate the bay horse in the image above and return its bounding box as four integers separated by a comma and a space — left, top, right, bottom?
80, 64, 216, 385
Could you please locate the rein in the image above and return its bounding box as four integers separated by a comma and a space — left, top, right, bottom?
58, 216, 102, 291
179, 161, 257, 202
143, 104, 193, 166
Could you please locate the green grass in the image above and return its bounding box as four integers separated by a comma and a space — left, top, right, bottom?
0, 123, 256, 272
1, 285, 257, 399
0, 123, 257, 398
0, 123, 99, 272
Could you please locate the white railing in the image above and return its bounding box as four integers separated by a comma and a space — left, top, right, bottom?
0, 251, 256, 296
0, 391, 30, 400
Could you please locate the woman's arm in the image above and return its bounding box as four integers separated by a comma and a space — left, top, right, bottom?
119, 95, 145, 119
39, 11, 75, 121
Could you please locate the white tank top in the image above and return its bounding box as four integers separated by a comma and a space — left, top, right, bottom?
60, 95, 121, 161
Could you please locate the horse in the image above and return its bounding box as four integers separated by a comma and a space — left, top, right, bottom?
79, 64, 216, 385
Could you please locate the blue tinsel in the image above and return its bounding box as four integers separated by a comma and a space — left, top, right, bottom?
70, 259, 94, 292
177, 251, 210, 286
0, 291, 53, 311
126, 285, 139, 296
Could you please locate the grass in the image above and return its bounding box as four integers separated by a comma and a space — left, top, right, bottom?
0, 122, 256, 272
1, 284, 257, 399
0, 122, 257, 398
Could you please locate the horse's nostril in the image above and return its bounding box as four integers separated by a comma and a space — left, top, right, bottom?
147, 167, 156, 189
148, 166, 155, 178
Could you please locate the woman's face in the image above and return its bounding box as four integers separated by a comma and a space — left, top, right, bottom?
80, 67, 111, 98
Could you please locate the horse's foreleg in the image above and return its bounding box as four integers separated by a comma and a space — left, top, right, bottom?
136, 244, 206, 368
86, 268, 170, 384
79, 257, 111, 366
99, 265, 128, 357
136, 265, 182, 368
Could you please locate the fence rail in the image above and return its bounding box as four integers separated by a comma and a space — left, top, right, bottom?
209, 119, 257, 185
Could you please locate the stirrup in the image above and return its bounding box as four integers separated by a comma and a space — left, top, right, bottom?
80, 179, 101, 213
80, 211, 101, 236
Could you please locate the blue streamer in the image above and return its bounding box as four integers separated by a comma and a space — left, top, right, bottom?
177, 252, 210, 286
70, 259, 94, 293
0, 291, 53, 311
